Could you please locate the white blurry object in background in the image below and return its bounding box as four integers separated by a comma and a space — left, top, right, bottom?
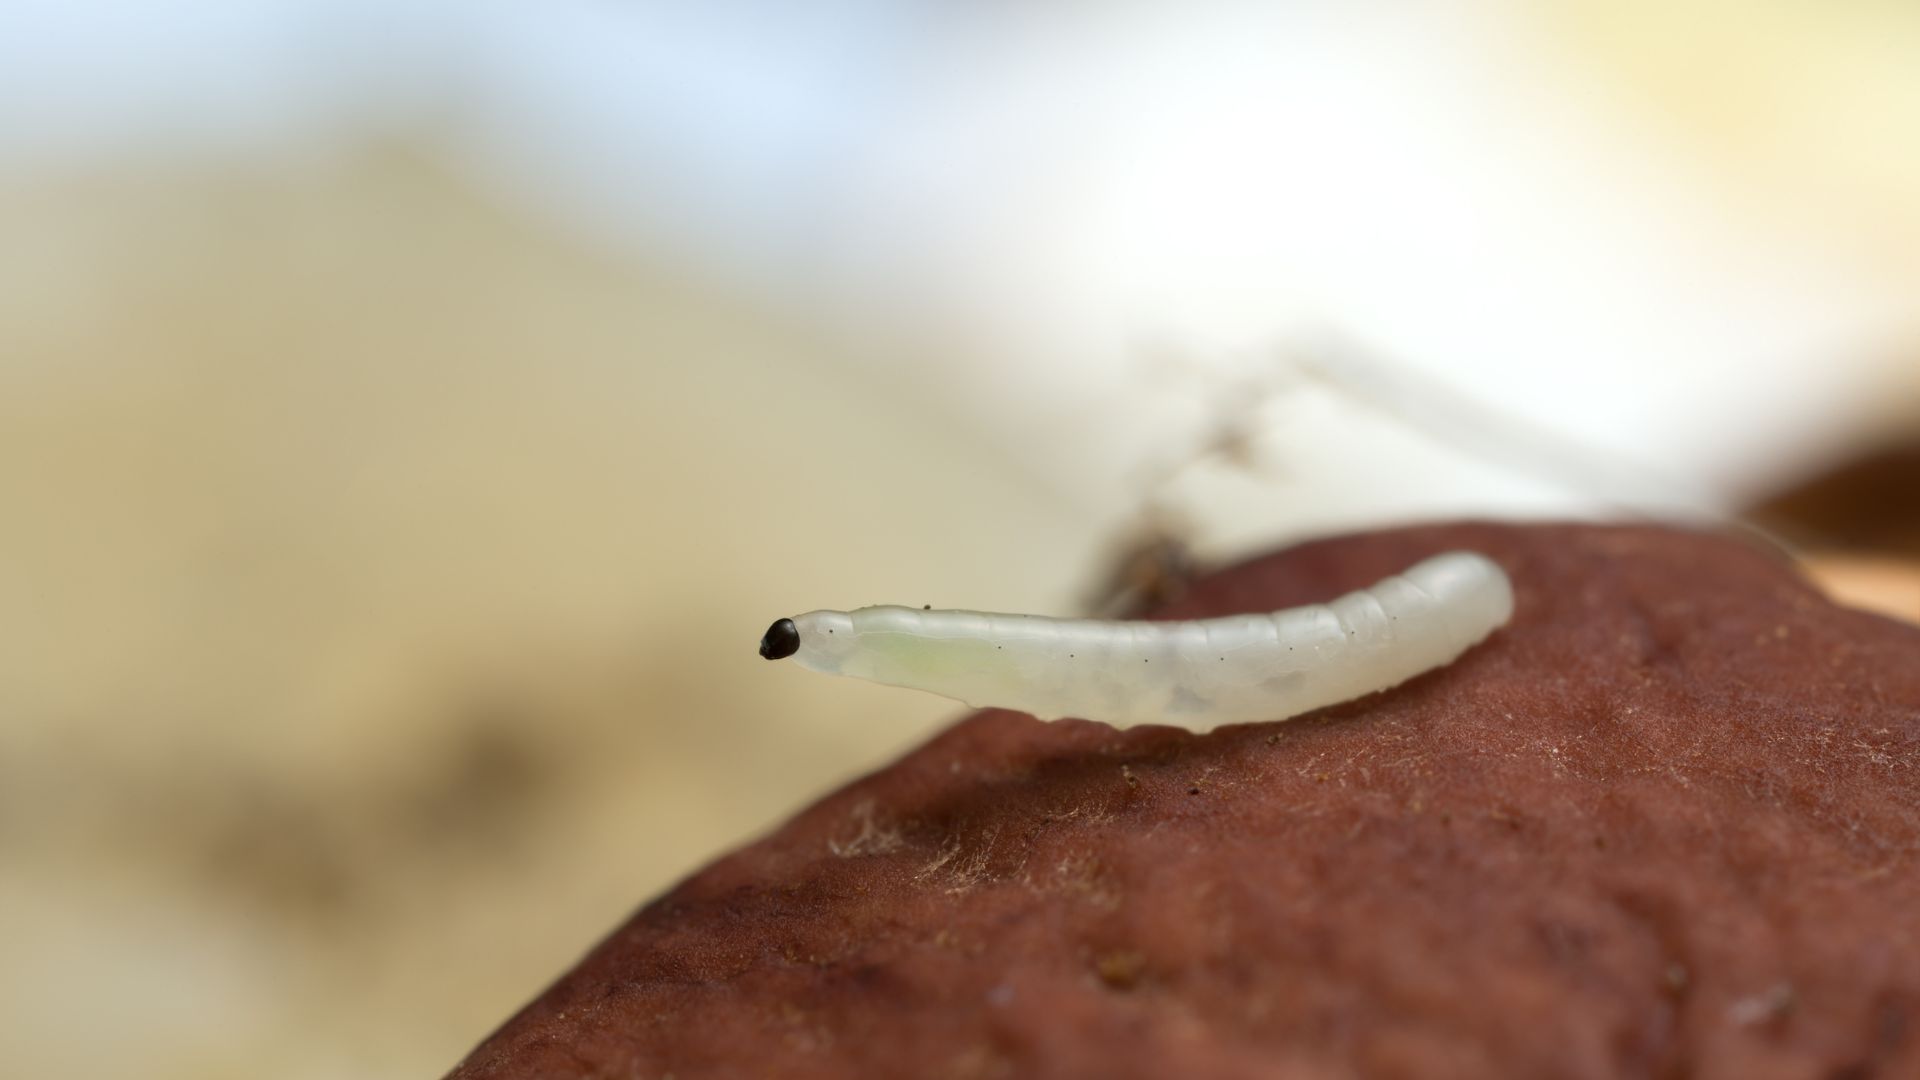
5, 1, 1918, 543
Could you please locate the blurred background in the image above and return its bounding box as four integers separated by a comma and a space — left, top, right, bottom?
2, 2, 1917, 1076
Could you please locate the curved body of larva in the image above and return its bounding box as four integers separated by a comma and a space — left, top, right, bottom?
758, 550, 1513, 732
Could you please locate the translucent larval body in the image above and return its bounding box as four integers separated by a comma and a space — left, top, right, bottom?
763, 551, 1513, 732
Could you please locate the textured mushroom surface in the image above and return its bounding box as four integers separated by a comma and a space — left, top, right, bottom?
450, 523, 1920, 1079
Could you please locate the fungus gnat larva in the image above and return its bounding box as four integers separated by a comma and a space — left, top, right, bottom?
758, 550, 1512, 731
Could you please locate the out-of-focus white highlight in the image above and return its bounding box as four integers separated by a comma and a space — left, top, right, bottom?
3, 2, 1915, 550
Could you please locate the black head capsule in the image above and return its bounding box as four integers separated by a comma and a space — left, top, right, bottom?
759, 617, 800, 660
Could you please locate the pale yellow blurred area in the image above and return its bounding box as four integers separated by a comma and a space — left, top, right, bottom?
1537, 1, 1920, 285
0, 149, 1095, 1079
1804, 555, 1920, 627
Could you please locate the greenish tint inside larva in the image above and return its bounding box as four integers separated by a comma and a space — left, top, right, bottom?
759, 550, 1513, 733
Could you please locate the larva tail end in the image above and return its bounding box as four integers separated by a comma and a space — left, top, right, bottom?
759, 618, 800, 660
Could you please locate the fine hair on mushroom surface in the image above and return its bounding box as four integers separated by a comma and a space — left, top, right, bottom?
453, 523, 1920, 1078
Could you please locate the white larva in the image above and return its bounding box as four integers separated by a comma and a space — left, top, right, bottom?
758, 550, 1513, 732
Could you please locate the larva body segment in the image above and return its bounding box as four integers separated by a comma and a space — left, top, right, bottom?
760, 551, 1513, 732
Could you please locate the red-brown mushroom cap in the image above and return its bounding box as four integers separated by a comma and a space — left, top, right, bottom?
452, 522, 1920, 1079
